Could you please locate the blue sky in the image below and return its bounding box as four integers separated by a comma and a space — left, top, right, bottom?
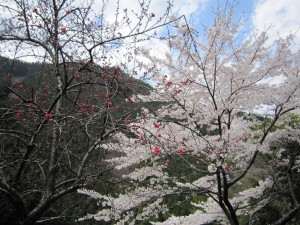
188, 0, 254, 27
175, 0, 300, 48
93, 0, 299, 81
100, 0, 300, 60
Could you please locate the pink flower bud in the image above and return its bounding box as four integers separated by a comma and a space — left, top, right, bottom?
104, 101, 112, 107
179, 148, 183, 155
154, 146, 160, 155
166, 159, 170, 165
153, 122, 160, 128
74, 71, 80, 79
166, 81, 173, 87
45, 113, 51, 120
16, 111, 21, 118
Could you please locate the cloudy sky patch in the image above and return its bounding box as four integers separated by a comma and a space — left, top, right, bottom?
251, 0, 300, 49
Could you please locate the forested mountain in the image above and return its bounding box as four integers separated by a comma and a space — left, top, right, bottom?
0, 56, 152, 100
0, 56, 45, 77
0, 56, 48, 95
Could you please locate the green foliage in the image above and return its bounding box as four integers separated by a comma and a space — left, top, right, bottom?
165, 155, 208, 183
253, 113, 300, 134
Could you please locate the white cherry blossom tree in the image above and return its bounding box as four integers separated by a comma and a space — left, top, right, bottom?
80, 6, 300, 225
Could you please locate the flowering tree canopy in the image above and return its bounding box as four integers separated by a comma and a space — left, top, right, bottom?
79, 7, 300, 225
0, 0, 175, 224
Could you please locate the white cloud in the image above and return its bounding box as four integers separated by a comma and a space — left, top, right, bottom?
90, 0, 210, 66
172, 0, 209, 15
252, 0, 300, 49
0, 0, 209, 62
98, 0, 209, 22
